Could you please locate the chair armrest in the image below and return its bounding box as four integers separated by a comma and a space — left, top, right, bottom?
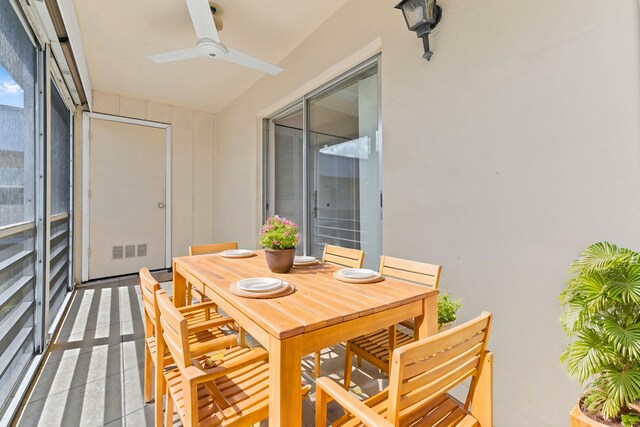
184, 347, 269, 384
316, 377, 393, 427
186, 317, 235, 334
177, 300, 218, 313
189, 334, 238, 357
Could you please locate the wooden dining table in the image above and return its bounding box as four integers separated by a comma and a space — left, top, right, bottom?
172, 250, 438, 426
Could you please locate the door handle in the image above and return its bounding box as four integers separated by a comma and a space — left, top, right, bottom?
158, 202, 165, 209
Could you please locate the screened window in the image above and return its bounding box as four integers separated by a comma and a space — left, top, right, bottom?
0, 0, 38, 417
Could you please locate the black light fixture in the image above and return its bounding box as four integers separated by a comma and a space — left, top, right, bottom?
395, 0, 442, 61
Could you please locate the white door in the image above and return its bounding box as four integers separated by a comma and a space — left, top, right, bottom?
88, 118, 169, 279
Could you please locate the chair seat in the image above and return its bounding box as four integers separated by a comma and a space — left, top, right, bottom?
334, 391, 478, 427
164, 346, 271, 427
350, 328, 414, 369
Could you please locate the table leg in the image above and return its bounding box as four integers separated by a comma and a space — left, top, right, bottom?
269, 335, 302, 426
415, 293, 438, 340
172, 261, 187, 307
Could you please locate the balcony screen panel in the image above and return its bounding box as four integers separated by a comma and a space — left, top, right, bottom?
0, 0, 37, 417
0, 227, 36, 415
49, 82, 70, 319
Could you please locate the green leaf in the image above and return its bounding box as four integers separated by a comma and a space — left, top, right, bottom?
560, 302, 585, 335
563, 330, 614, 381
570, 242, 633, 275
603, 367, 640, 418
609, 265, 640, 305
603, 319, 640, 360
580, 273, 609, 312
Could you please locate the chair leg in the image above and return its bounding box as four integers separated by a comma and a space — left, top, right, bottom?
314, 351, 321, 379
343, 344, 353, 390
144, 346, 153, 403
164, 389, 174, 427
186, 283, 193, 306
239, 327, 247, 348
356, 355, 362, 368
315, 384, 329, 427
154, 363, 163, 427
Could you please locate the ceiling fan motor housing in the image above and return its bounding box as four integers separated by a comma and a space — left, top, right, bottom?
197, 38, 227, 58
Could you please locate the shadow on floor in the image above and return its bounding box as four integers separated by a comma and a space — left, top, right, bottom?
13, 276, 389, 426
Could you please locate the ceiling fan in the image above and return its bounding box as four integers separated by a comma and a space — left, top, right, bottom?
147, 0, 283, 75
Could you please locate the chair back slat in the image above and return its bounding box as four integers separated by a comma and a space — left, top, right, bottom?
139, 268, 160, 329
189, 242, 238, 256
322, 244, 364, 268
379, 256, 441, 288
156, 289, 191, 369
387, 312, 492, 425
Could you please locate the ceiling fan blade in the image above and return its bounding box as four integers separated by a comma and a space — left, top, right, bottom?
148, 47, 202, 63
225, 49, 283, 75
185, 0, 219, 42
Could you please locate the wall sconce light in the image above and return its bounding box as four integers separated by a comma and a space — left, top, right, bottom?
395, 0, 442, 61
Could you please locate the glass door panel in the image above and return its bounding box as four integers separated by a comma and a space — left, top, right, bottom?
272, 107, 305, 255
307, 66, 380, 268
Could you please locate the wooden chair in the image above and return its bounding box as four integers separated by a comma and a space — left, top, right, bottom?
343, 256, 442, 389
156, 289, 311, 426
187, 242, 238, 303
322, 244, 365, 269
313, 244, 366, 379
317, 312, 493, 427
139, 268, 236, 426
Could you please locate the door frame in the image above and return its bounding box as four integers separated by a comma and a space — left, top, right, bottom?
81, 112, 172, 282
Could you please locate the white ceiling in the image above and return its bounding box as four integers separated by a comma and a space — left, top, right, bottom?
73, 0, 349, 113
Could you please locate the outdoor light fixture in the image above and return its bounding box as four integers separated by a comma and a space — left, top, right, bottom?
395, 0, 442, 61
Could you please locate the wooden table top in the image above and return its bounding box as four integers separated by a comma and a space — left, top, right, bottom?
173, 250, 438, 340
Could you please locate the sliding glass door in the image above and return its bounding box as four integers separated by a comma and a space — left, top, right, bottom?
267, 58, 381, 269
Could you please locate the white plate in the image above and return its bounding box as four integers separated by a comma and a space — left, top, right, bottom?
220, 249, 255, 258
294, 256, 318, 265
237, 277, 284, 293
338, 268, 377, 279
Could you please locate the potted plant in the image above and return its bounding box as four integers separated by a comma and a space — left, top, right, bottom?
560, 242, 640, 426
438, 292, 462, 332
259, 216, 300, 273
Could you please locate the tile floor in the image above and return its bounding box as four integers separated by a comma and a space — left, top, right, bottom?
12, 275, 390, 426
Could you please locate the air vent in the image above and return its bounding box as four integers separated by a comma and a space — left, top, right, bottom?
125, 245, 136, 258
112, 246, 124, 260
137, 244, 148, 257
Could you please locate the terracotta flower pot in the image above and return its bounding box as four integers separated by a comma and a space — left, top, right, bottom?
569, 404, 609, 427
264, 249, 296, 273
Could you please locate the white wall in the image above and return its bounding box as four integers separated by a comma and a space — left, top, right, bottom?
73, 91, 215, 282
213, 0, 640, 424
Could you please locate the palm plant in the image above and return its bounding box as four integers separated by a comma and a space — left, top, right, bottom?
560, 242, 640, 421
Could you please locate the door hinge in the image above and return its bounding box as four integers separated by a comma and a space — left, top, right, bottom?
88, 248, 92, 258
88, 189, 93, 199
380, 192, 383, 208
